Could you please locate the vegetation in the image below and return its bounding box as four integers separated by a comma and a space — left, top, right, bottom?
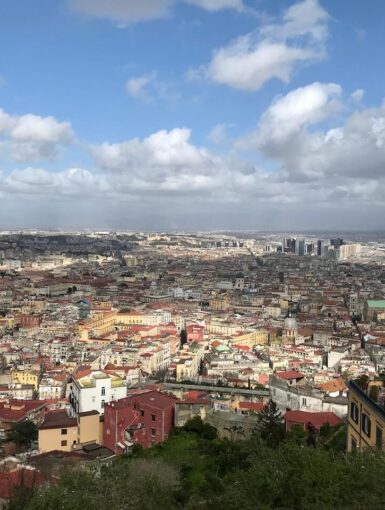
7, 420, 37, 448
8, 417, 385, 510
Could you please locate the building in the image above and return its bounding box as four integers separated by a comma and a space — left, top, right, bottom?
69, 369, 127, 416
284, 410, 341, 432
270, 373, 347, 418
337, 243, 361, 260
364, 300, 385, 322
347, 380, 385, 452
295, 239, 306, 256
11, 370, 40, 391
282, 315, 298, 344
0, 400, 46, 441
38, 409, 102, 453
186, 323, 204, 343
317, 240, 326, 257
103, 390, 178, 454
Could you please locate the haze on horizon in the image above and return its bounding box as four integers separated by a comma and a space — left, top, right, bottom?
0, 0, 385, 231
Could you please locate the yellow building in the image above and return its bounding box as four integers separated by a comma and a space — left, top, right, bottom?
209, 297, 229, 311
39, 409, 102, 453
229, 329, 269, 349
78, 311, 118, 340
11, 370, 40, 391
347, 380, 385, 452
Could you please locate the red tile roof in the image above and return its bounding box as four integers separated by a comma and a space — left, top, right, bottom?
0, 400, 46, 423
284, 411, 341, 430
276, 370, 305, 380
238, 402, 265, 412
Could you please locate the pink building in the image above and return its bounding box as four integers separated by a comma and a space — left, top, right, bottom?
186, 324, 204, 343
103, 390, 178, 454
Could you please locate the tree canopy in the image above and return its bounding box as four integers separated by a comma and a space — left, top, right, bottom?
8, 417, 385, 510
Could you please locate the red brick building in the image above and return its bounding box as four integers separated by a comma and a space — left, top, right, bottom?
103, 390, 178, 454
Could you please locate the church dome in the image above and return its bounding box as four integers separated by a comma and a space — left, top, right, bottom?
284, 315, 297, 330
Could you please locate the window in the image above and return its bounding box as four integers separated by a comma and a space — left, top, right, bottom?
140, 409, 145, 417
61, 440, 67, 447
101, 386, 105, 396
302, 398, 307, 407
376, 426, 382, 449
362, 413, 371, 437
350, 402, 359, 423
151, 428, 156, 437
61, 429, 67, 435
101, 400, 105, 408
73, 440, 77, 445
151, 414, 156, 421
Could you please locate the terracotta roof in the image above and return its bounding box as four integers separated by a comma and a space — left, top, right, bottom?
0, 400, 46, 423
238, 402, 265, 412
276, 370, 305, 380
318, 379, 347, 393
284, 410, 341, 430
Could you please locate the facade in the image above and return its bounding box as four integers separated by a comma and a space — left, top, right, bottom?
347, 380, 385, 452
39, 409, 101, 453
11, 370, 39, 391
103, 390, 177, 454
69, 370, 127, 416
270, 373, 348, 418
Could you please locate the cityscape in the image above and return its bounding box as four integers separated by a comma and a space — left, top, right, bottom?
0, 230, 384, 505
1, 0, 385, 508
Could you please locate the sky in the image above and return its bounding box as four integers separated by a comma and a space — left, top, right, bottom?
0, 0, 385, 231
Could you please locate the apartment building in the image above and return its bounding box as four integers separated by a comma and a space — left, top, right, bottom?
69, 369, 127, 416
347, 380, 385, 452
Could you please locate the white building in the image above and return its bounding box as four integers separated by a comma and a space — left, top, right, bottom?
69, 369, 127, 416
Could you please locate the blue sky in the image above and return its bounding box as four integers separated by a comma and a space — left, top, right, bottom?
1, 0, 385, 230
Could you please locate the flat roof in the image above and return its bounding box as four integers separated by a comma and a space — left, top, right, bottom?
367, 300, 385, 309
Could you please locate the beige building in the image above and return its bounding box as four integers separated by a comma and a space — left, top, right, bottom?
39, 409, 102, 453
347, 380, 385, 452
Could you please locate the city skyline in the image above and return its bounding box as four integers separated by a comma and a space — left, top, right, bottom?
1, 0, 385, 229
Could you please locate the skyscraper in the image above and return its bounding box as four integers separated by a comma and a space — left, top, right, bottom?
317, 239, 325, 257
295, 238, 306, 256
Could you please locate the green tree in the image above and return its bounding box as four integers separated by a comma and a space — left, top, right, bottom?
369, 384, 380, 402
355, 374, 370, 390
182, 416, 217, 440
256, 400, 284, 447
8, 420, 37, 448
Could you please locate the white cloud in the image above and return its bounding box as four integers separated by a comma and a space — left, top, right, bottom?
69, 0, 174, 25
3, 87, 385, 229
351, 89, 365, 103
0, 108, 74, 162
207, 39, 319, 92
69, 0, 245, 25
3, 167, 108, 196
185, 0, 245, 12
255, 82, 342, 146
208, 123, 231, 144
194, 0, 329, 91
126, 73, 177, 103
239, 82, 385, 188
126, 73, 157, 101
